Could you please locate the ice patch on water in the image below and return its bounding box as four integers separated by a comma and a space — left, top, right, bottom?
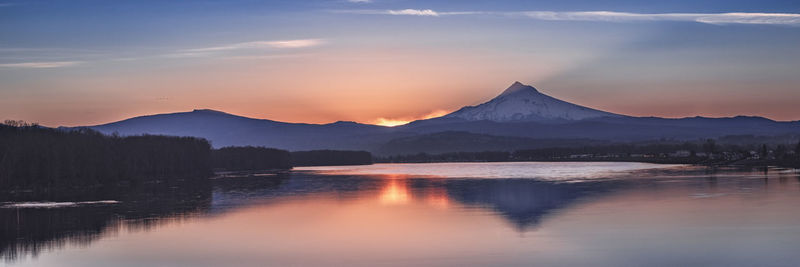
0, 200, 119, 208
691, 193, 727, 199
296, 162, 684, 181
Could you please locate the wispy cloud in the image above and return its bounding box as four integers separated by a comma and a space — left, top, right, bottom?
0, 61, 82, 69
334, 9, 482, 17
517, 11, 800, 25
388, 9, 439, 16
221, 53, 314, 60
0, 39, 326, 67
184, 39, 325, 53
347, 0, 372, 3
340, 9, 800, 26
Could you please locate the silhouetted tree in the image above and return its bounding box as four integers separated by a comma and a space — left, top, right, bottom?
703, 139, 717, 154
291, 150, 372, 166
211, 146, 291, 171
774, 145, 787, 160
0, 122, 212, 191
795, 140, 800, 157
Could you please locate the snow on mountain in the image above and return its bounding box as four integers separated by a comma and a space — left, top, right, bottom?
444, 82, 623, 122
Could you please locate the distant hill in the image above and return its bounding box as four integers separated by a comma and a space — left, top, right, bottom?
76, 109, 412, 151
398, 115, 800, 141
70, 82, 800, 155
375, 131, 603, 156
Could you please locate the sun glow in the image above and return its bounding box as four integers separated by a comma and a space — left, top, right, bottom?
372, 118, 411, 127
370, 110, 450, 127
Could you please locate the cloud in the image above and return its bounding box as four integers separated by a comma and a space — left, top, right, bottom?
517, 11, 800, 25
333, 9, 483, 17
341, 9, 800, 26
347, 0, 372, 3
184, 39, 325, 53
0, 39, 326, 67
336, 9, 442, 16
0, 61, 82, 69
388, 9, 439, 16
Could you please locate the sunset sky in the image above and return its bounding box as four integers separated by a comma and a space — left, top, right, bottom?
1, 0, 799, 127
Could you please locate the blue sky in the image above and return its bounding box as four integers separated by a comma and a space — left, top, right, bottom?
1, 0, 799, 126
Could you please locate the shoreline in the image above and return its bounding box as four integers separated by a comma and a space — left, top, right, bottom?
374, 158, 800, 169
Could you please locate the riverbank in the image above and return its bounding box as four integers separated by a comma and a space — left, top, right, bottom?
375, 157, 800, 169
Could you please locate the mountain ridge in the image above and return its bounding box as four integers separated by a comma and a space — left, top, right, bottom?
65, 81, 800, 153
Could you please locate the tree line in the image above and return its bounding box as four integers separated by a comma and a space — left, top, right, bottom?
1, 121, 375, 193
0, 121, 212, 191
290, 150, 373, 166
210, 148, 373, 170
378, 139, 800, 167
376, 151, 511, 163
211, 146, 292, 171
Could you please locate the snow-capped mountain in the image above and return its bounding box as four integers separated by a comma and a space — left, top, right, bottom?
444, 82, 622, 122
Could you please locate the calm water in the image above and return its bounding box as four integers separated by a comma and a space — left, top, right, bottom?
3, 162, 800, 266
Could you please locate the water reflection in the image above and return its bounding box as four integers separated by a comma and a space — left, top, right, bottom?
379, 179, 411, 205
2, 164, 800, 266
2, 171, 613, 262
211, 172, 615, 232
1, 181, 212, 263
444, 179, 616, 231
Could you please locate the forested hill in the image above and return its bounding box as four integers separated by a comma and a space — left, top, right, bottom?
0, 121, 212, 191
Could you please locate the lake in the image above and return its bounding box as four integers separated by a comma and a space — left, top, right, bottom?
3, 162, 800, 266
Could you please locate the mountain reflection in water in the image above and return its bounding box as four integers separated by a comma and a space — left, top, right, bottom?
3, 163, 800, 266
209, 172, 615, 232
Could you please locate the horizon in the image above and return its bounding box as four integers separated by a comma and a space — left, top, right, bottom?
59, 80, 799, 129
2, 0, 800, 126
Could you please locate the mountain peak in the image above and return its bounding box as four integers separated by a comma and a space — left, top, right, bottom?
443, 82, 622, 122
499, 81, 538, 97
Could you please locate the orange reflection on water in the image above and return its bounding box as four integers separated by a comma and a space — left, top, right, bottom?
377, 176, 451, 208
425, 187, 450, 209
379, 179, 410, 205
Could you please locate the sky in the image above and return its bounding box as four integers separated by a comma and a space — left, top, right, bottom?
1, 0, 799, 127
